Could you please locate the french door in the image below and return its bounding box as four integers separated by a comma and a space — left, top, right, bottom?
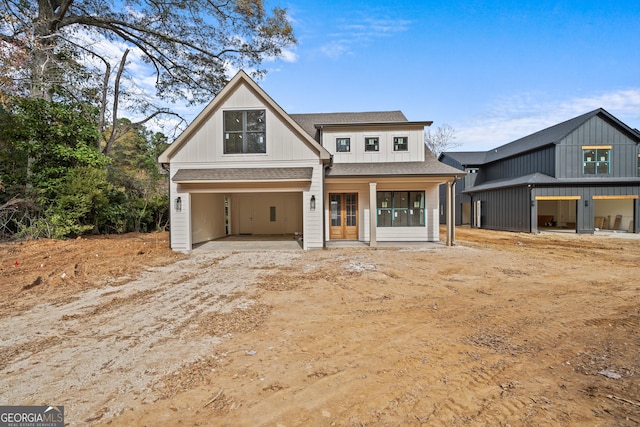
329, 193, 358, 240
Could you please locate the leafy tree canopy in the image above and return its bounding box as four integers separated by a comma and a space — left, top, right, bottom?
1, 0, 296, 105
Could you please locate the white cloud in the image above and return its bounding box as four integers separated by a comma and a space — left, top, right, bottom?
318, 16, 412, 59
456, 88, 640, 151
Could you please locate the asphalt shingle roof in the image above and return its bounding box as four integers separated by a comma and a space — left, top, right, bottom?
326, 156, 464, 178
439, 151, 487, 166
290, 111, 409, 139
172, 167, 313, 182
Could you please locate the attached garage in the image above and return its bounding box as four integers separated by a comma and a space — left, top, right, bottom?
173, 167, 315, 248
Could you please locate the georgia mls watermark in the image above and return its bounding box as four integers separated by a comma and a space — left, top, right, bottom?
0, 406, 64, 427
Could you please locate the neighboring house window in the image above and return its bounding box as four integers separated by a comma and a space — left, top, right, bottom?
467, 168, 479, 174
637, 154, 640, 177
582, 146, 611, 175
365, 137, 379, 152
393, 137, 408, 151
377, 191, 425, 227
223, 110, 266, 154
336, 138, 350, 152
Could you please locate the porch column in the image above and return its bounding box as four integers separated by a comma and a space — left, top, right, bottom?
446, 180, 455, 246
369, 182, 377, 247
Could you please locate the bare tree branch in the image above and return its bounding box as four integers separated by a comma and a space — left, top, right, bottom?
425, 124, 460, 158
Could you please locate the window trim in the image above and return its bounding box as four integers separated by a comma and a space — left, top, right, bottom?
223, 109, 266, 154
336, 137, 351, 152
364, 137, 379, 152
582, 145, 611, 175
393, 136, 408, 152
376, 191, 425, 227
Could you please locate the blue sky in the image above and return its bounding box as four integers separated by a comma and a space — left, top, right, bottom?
249, 0, 640, 151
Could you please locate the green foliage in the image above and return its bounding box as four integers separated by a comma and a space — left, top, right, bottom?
0, 97, 169, 239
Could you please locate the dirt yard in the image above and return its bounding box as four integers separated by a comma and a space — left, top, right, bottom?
0, 228, 638, 426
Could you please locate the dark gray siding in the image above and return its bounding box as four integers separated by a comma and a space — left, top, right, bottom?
439, 178, 467, 225
556, 116, 639, 179
480, 145, 556, 183
473, 186, 531, 232
533, 184, 640, 233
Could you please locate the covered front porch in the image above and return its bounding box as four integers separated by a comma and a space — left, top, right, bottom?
325, 171, 458, 247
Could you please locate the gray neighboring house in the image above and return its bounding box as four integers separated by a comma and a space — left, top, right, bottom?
439, 108, 640, 234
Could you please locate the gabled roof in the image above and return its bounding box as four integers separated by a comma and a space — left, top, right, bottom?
482, 108, 640, 164
158, 70, 331, 163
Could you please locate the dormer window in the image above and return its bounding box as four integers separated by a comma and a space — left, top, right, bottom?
365, 137, 379, 152
393, 136, 408, 151
224, 110, 266, 154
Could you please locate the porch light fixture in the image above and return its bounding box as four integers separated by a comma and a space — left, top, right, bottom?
175, 196, 182, 212
310, 195, 316, 211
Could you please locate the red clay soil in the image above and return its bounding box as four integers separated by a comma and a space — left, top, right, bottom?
1, 228, 638, 426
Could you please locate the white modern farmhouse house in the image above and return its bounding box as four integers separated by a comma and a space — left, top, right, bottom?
158, 71, 463, 251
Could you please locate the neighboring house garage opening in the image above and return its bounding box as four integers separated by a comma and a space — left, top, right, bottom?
593, 196, 637, 233
536, 197, 578, 232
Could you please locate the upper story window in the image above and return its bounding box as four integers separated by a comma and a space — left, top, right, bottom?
223, 110, 266, 154
467, 168, 479, 174
393, 136, 408, 151
582, 146, 611, 175
336, 137, 350, 152
365, 137, 379, 152
637, 154, 640, 177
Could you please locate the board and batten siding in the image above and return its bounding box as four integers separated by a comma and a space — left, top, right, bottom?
481, 145, 555, 183
321, 126, 425, 164
171, 84, 320, 164
556, 115, 639, 179
473, 186, 531, 232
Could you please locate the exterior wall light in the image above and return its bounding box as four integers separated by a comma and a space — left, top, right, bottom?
310, 195, 316, 211
175, 196, 182, 212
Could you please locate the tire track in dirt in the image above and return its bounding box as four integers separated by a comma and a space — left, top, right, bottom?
0, 250, 301, 426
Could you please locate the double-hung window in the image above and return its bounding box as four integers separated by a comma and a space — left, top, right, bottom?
377, 191, 425, 227
582, 146, 611, 175
224, 110, 266, 154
